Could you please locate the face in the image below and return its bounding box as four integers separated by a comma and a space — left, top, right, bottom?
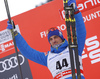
49, 35, 63, 47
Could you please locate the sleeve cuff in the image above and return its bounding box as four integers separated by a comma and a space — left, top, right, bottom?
74, 8, 80, 14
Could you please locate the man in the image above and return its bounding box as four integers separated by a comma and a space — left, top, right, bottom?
7, 0, 86, 79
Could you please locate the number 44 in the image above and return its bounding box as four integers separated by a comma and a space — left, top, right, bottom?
56, 58, 68, 70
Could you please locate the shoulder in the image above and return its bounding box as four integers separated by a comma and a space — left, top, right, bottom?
44, 51, 49, 56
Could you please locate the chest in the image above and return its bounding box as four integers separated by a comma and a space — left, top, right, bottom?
47, 48, 83, 78
48, 49, 71, 69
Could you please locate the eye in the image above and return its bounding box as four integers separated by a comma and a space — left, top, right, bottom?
54, 36, 58, 39
49, 38, 53, 41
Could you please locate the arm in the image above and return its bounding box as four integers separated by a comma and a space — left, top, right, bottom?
7, 21, 48, 66
15, 33, 48, 66
74, 12, 86, 56
68, 0, 86, 56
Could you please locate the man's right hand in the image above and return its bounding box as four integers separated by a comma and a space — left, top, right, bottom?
7, 21, 13, 29
7, 21, 18, 36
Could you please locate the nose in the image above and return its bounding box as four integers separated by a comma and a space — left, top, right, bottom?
52, 38, 56, 42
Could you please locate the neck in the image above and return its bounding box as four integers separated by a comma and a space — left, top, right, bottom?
52, 42, 64, 48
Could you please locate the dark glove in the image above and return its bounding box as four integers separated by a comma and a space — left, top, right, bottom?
68, 0, 80, 14
68, 0, 77, 9
7, 20, 16, 29
7, 21, 13, 29
7, 21, 18, 36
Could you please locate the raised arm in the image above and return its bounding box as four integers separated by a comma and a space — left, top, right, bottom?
7, 21, 48, 66
75, 12, 86, 56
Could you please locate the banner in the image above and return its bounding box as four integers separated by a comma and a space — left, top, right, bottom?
0, 52, 33, 79
0, 0, 100, 79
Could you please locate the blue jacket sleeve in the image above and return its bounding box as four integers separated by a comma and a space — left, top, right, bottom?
15, 33, 48, 66
74, 12, 86, 56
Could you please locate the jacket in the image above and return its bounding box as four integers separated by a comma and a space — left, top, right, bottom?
15, 12, 86, 79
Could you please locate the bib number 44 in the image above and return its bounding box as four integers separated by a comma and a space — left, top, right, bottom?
56, 58, 68, 70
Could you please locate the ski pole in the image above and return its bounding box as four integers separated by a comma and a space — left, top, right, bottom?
63, 0, 76, 79
63, 0, 81, 79
4, 0, 23, 79
70, 5, 81, 79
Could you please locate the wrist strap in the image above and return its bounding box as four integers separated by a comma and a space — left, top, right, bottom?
74, 8, 80, 14
14, 31, 18, 36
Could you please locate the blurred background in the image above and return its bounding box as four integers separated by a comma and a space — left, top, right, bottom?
0, 0, 53, 21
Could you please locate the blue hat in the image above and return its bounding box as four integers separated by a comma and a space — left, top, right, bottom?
47, 28, 65, 41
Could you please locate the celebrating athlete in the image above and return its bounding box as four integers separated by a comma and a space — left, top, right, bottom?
7, 0, 86, 79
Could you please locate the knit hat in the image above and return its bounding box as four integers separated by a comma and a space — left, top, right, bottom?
47, 27, 65, 41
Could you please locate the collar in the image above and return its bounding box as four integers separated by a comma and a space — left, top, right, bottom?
50, 39, 68, 53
